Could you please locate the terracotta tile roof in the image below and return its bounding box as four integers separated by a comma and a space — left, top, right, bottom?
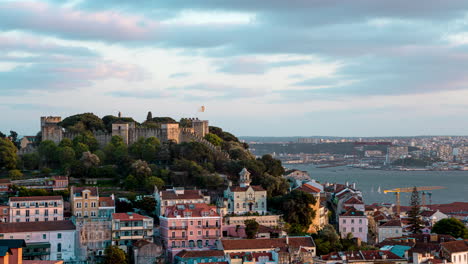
24, 261, 64, 264
230, 185, 265, 192
0, 179, 11, 184
10, 196, 63, 202
420, 210, 436, 217
51, 176, 68, 181
0, 220, 75, 233
252, 252, 273, 261
441, 240, 468, 253
321, 250, 403, 261
295, 184, 321, 194
428, 202, 468, 214
112, 213, 151, 221
99, 197, 115, 207
221, 236, 315, 251
161, 189, 204, 200
164, 203, 220, 218
340, 207, 365, 217
72, 186, 98, 196
380, 219, 402, 227
176, 250, 225, 258
344, 197, 364, 205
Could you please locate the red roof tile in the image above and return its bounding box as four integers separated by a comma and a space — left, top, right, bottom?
441, 240, 468, 253
380, 219, 402, 227
161, 189, 204, 200
72, 186, 98, 196
341, 207, 365, 217
344, 197, 364, 205
296, 184, 321, 194
10, 196, 63, 202
0, 220, 75, 233
222, 236, 314, 251
99, 197, 115, 207
164, 203, 220, 218
230, 185, 265, 192
176, 250, 225, 258
112, 213, 152, 221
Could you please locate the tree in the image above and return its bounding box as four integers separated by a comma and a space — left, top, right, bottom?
0, 137, 18, 169
145, 176, 164, 190
0, 131, 5, 138
8, 131, 19, 149
58, 138, 73, 148
260, 154, 285, 176
134, 196, 156, 215
22, 153, 40, 170
8, 169, 23, 180
124, 175, 138, 191
269, 190, 317, 234
104, 136, 128, 164
72, 131, 99, 151
60, 113, 105, 132
58, 146, 76, 167
73, 142, 89, 159
80, 151, 100, 177
244, 219, 259, 239
204, 133, 223, 146
129, 137, 160, 163
432, 218, 468, 239
146, 111, 153, 121
103, 245, 126, 264
408, 187, 423, 234
131, 160, 152, 182
38, 140, 58, 167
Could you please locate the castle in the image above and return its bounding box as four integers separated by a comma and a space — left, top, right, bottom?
41, 115, 209, 146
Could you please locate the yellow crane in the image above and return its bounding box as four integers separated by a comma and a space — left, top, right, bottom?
384, 186, 446, 215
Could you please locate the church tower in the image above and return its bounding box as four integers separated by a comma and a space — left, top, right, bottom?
239, 168, 251, 187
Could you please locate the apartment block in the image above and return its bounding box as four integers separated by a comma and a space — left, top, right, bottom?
8, 196, 63, 223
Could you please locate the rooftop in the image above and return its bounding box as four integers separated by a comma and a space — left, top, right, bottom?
0, 221, 75, 233
160, 189, 204, 200
221, 236, 315, 251
441, 240, 468, 253
164, 203, 220, 218
112, 213, 152, 221
341, 207, 365, 217
10, 196, 63, 202
230, 185, 265, 192
176, 250, 225, 258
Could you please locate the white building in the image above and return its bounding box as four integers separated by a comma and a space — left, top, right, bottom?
377, 220, 402, 243
441, 240, 468, 264
0, 220, 76, 261
224, 168, 267, 215
9, 196, 64, 223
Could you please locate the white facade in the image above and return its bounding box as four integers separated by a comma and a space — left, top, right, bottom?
378, 226, 402, 242
9, 196, 64, 223
0, 221, 76, 261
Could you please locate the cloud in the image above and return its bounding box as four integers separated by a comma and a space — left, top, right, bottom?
0, 60, 148, 94
215, 57, 313, 75
169, 72, 191, 78
0, 2, 159, 42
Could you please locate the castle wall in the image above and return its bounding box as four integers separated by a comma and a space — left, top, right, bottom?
130, 128, 163, 144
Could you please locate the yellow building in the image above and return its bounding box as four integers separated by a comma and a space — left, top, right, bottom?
70, 187, 99, 218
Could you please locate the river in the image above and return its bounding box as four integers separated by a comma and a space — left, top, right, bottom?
284, 164, 468, 206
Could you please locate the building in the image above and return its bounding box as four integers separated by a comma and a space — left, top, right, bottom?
386, 146, 408, 164
223, 168, 267, 215
19, 136, 37, 150
132, 239, 164, 264
377, 220, 402, 243
343, 197, 365, 212
10, 176, 68, 192
8, 196, 63, 223
160, 203, 222, 258
0, 179, 11, 194
0, 239, 65, 264
111, 213, 154, 251
0, 206, 9, 223
316, 250, 407, 264
154, 187, 210, 217
339, 208, 368, 242
284, 170, 310, 182
295, 182, 328, 233
70, 187, 99, 218
0, 221, 76, 261
221, 236, 316, 264
420, 210, 448, 227
440, 240, 468, 264
41, 116, 209, 145
174, 250, 226, 264
70, 186, 114, 259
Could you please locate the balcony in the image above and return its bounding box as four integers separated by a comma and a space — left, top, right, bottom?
202, 225, 220, 229
119, 226, 146, 231
203, 235, 220, 239
169, 226, 188, 230
170, 236, 187, 240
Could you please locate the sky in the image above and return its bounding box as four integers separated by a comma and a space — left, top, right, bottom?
2, 0, 468, 137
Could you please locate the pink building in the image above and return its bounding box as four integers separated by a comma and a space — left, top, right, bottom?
160, 203, 222, 258
9, 196, 64, 223
338, 207, 368, 242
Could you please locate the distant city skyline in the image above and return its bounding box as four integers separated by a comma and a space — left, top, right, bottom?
2, 1, 468, 136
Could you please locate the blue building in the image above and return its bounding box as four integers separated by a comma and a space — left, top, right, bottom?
174, 250, 226, 264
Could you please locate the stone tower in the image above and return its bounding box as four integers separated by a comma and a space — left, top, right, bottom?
239, 168, 251, 188
192, 118, 209, 137
161, 123, 180, 143
111, 121, 130, 145
40, 116, 63, 143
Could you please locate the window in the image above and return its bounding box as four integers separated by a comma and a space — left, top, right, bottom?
198, 231, 201, 235
198, 221, 201, 226
43, 234, 46, 239
45, 218, 48, 222
85, 203, 88, 208
359, 227, 362, 232
54, 217, 57, 221
76, 203, 82, 208
172, 232, 175, 238
57, 253, 62, 260
236, 203, 239, 208
359, 219, 362, 224
85, 193, 88, 199
16, 211, 20, 216
343, 227, 346, 232
343, 219, 346, 224
58, 233, 62, 239
35, 210, 39, 214
35, 218, 39, 222
45, 210, 49, 216
26, 210, 30, 217
171, 241, 176, 247
182, 241, 185, 247
351, 219, 354, 224
190, 221, 193, 225
54, 209, 58, 214
84, 211, 88, 217
91, 211, 96, 217
26, 218, 30, 222
190, 231, 193, 235
16, 219, 19, 222
351, 227, 355, 232
91, 202, 96, 208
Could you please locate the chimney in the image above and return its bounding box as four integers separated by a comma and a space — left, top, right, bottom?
286, 235, 289, 245
111, 194, 115, 201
